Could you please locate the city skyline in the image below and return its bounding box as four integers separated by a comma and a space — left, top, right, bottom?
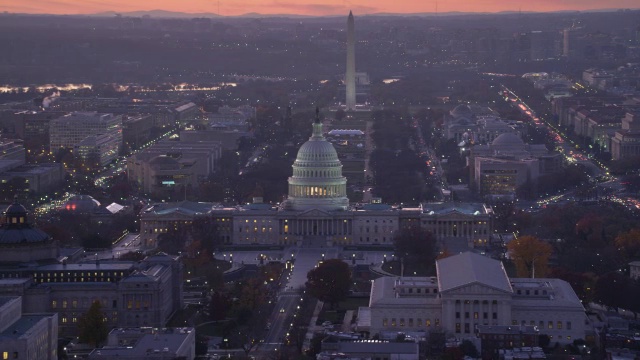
2, 0, 640, 16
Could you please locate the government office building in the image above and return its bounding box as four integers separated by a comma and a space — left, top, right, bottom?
358, 252, 590, 345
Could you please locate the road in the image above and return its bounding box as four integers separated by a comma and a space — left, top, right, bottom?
87, 233, 142, 260
254, 247, 337, 358
412, 116, 446, 201
261, 292, 301, 350
501, 85, 607, 177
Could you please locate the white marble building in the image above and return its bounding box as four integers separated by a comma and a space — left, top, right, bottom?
361, 252, 589, 344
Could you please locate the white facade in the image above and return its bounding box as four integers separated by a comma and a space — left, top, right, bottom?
363, 252, 589, 345
74, 134, 120, 166
50, 112, 122, 153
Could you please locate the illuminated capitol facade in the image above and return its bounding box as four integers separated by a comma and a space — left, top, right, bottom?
140, 115, 493, 249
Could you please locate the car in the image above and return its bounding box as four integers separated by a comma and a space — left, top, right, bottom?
280, 308, 285, 313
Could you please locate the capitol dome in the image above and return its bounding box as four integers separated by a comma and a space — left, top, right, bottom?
286, 111, 349, 211
491, 133, 525, 147
450, 104, 473, 118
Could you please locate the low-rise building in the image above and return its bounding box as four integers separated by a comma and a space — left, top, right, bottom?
88, 327, 195, 360
122, 114, 154, 151
469, 133, 562, 197
611, 112, 640, 160
49, 112, 122, 155
477, 325, 540, 359
318, 339, 419, 360
361, 252, 589, 345
127, 139, 222, 195
0, 296, 58, 360
0, 163, 64, 194
0, 140, 26, 165
0, 254, 183, 336
180, 127, 249, 151
74, 134, 119, 167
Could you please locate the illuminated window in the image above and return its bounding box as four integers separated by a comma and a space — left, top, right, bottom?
51, 300, 57, 309
548, 321, 553, 329
382, 318, 388, 327
3, 352, 8, 360
557, 321, 562, 329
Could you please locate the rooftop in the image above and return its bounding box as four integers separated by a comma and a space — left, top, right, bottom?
36, 262, 134, 271
332, 340, 419, 354
437, 252, 513, 294
142, 201, 221, 216
0, 296, 18, 308
90, 328, 194, 358
420, 202, 491, 216
0, 314, 55, 339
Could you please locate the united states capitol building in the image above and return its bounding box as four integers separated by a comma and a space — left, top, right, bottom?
140, 116, 493, 250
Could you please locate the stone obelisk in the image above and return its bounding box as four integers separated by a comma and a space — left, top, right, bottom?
345, 11, 356, 110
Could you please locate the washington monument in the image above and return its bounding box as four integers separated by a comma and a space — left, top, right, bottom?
345, 11, 356, 110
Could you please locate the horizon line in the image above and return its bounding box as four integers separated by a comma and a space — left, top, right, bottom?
2, 7, 640, 18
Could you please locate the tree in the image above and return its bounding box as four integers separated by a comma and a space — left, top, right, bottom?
593, 272, 628, 311
78, 301, 108, 347
615, 229, 640, 259
507, 235, 553, 278
459, 339, 479, 358
208, 291, 231, 321
306, 259, 351, 308
394, 226, 437, 275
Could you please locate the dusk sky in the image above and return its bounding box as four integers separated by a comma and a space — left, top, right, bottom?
3, 0, 640, 16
